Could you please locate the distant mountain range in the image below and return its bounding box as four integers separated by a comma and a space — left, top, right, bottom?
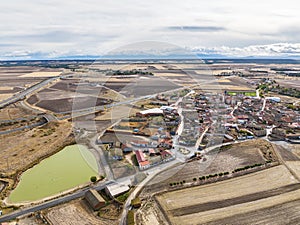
1, 43, 300, 61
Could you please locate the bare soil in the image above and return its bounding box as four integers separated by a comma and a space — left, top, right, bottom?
36, 97, 112, 113
156, 165, 299, 225
0, 121, 73, 176
275, 145, 300, 161
46, 200, 114, 225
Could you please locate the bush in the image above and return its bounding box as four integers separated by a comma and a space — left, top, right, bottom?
117, 192, 130, 203
127, 210, 135, 225
193, 178, 197, 181
90, 176, 97, 183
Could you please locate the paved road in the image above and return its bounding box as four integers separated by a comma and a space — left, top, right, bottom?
0, 181, 113, 223
0, 77, 231, 222
90, 134, 115, 181
59, 81, 214, 120
0, 121, 46, 135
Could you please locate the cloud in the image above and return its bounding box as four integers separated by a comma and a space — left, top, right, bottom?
191, 43, 300, 57
166, 26, 225, 32
0, 0, 300, 59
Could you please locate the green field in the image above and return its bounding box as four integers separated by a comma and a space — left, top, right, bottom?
227, 91, 256, 97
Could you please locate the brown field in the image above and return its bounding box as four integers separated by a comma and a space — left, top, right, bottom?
26, 94, 39, 105
286, 161, 300, 178
27, 79, 118, 113
0, 94, 13, 101
20, 71, 62, 78
156, 165, 299, 225
46, 200, 116, 225
153, 72, 188, 77
95, 105, 140, 121
275, 78, 300, 89
0, 121, 73, 176
203, 199, 300, 225
0, 67, 48, 93
104, 77, 180, 97
275, 145, 300, 161
146, 140, 276, 192
0, 103, 36, 120
36, 96, 112, 113
0, 87, 23, 94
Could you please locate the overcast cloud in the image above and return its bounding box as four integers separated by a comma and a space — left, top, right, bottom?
0, 0, 300, 59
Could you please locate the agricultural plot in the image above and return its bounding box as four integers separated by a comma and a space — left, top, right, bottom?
156, 165, 299, 225
147, 140, 276, 190
27, 79, 115, 113
36, 96, 112, 113
104, 77, 180, 97
20, 71, 62, 78
203, 199, 300, 225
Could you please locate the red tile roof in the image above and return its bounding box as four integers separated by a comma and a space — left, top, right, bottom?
135, 150, 146, 162
139, 160, 150, 167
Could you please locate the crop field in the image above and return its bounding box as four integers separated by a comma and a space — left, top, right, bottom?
26, 79, 115, 113
104, 77, 180, 97
275, 145, 300, 161
20, 71, 62, 78
36, 96, 112, 113
203, 199, 300, 225
0, 67, 52, 93
156, 165, 300, 225
145, 140, 276, 192
227, 91, 257, 96
275, 78, 300, 89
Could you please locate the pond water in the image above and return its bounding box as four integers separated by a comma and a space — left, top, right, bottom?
9, 144, 98, 203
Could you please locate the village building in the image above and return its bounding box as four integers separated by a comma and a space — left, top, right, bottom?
85, 189, 106, 210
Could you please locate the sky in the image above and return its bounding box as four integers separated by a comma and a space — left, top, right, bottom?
1, 0, 300, 59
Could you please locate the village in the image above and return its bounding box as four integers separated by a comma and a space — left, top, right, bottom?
95, 82, 300, 175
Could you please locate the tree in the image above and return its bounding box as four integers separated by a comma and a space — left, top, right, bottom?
90, 176, 97, 183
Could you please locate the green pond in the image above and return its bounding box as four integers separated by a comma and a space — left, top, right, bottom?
9, 145, 98, 203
